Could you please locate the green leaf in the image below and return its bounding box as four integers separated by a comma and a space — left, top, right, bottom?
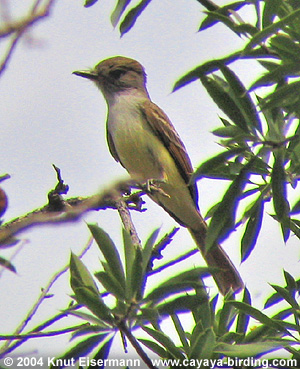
70, 253, 99, 295
119, 0, 152, 36
146, 282, 200, 307
200, 10, 255, 38
110, 0, 131, 26
200, 73, 249, 132
270, 284, 299, 310
290, 219, 300, 240
145, 268, 209, 303
228, 301, 292, 336
215, 340, 294, 357
84, 0, 98, 7
88, 224, 125, 288
189, 327, 215, 360
212, 125, 246, 138
138, 339, 168, 358
284, 270, 297, 291
71, 325, 108, 340
171, 314, 189, 352
199, 2, 252, 32
217, 294, 238, 336
205, 159, 255, 252
173, 48, 270, 92
262, 0, 282, 28
270, 34, 300, 62
264, 292, 284, 309
122, 228, 135, 299
70, 253, 113, 323
129, 246, 144, 300
291, 197, 300, 214
219, 65, 262, 133
95, 271, 126, 300
142, 326, 185, 359
196, 294, 213, 330
50, 334, 107, 369
137, 307, 160, 326
241, 196, 265, 262
260, 80, 300, 110
142, 227, 160, 272
271, 150, 290, 240
244, 8, 300, 52
192, 147, 245, 181
157, 294, 207, 316
67, 310, 111, 327
249, 62, 300, 91
236, 287, 251, 336
0, 256, 16, 273
88, 336, 114, 369
264, 272, 298, 309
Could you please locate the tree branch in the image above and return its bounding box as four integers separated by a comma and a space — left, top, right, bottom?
0, 179, 144, 246
118, 321, 158, 369
115, 196, 142, 249
0, 0, 57, 75
0, 324, 89, 340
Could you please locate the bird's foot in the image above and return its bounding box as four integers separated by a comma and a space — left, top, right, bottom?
143, 179, 170, 198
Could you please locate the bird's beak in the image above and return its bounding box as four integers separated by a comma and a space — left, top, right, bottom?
72, 70, 98, 81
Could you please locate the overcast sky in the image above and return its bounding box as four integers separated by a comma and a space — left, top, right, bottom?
1, 0, 299, 360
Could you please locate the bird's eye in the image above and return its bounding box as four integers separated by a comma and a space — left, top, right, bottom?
110, 69, 126, 79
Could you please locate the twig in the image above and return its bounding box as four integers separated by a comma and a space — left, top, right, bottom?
146, 227, 179, 272
152, 227, 179, 259
0, 0, 57, 75
0, 174, 10, 183
115, 197, 141, 249
0, 236, 93, 356
118, 321, 158, 369
0, 179, 144, 245
148, 248, 198, 276
196, 0, 218, 11
0, 324, 89, 340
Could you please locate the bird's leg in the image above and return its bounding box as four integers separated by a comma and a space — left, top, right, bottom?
143, 179, 170, 198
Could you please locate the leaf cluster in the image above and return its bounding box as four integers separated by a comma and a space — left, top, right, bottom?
172, 0, 300, 261
84, 0, 153, 36
51, 224, 300, 368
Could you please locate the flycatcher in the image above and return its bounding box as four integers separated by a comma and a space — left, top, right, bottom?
73, 56, 243, 295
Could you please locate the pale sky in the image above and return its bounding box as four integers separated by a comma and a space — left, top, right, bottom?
1, 0, 299, 361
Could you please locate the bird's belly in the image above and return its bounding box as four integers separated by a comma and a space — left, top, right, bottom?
108, 115, 201, 230
109, 116, 166, 182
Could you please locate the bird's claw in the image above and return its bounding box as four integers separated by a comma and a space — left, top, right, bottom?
144, 179, 170, 198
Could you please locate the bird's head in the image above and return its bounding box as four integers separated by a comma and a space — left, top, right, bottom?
73, 56, 148, 100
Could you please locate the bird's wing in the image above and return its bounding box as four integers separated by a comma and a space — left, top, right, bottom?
106, 129, 120, 163
140, 99, 198, 205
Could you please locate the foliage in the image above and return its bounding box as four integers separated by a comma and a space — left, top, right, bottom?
1, 0, 300, 368
58, 224, 299, 368
174, 0, 300, 261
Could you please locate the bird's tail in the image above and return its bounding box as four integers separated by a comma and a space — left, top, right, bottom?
189, 225, 243, 295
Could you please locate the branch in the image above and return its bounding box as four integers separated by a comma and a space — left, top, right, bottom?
195, 0, 218, 11
115, 196, 142, 249
0, 0, 57, 75
148, 247, 198, 276
0, 179, 144, 246
118, 321, 158, 369
0, 324, 89, 341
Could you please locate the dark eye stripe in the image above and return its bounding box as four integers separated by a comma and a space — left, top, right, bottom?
110, 69, 126, 79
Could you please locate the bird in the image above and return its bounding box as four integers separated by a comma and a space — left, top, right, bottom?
73, 56, 243, 295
